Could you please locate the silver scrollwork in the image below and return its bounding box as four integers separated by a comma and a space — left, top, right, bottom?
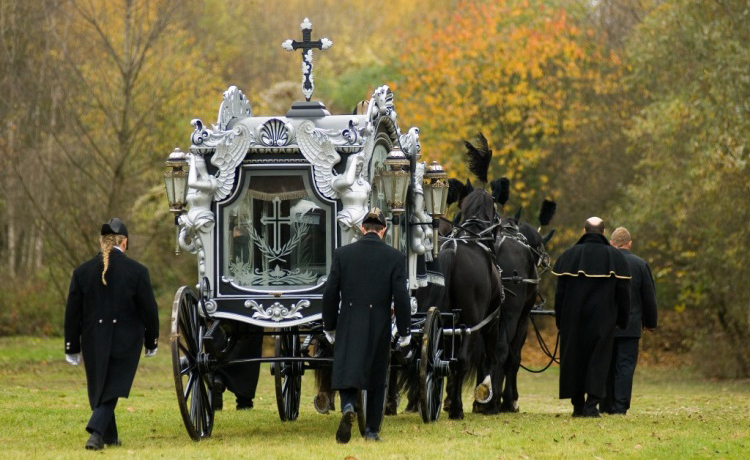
245, 299, 310, 322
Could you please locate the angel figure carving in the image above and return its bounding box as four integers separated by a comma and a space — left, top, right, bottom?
296, 120, 373, 246
410, 161, 433, 256
332, 152, 370, 245
179, 123, 252, 263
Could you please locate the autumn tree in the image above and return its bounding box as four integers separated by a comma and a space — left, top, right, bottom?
394, 0, 625, 223
618, 0, 750, 376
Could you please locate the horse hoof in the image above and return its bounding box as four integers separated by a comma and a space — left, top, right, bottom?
443, 397, 451, 412
474, 383, 493, 404
448, 411, 464, 420
404, 401, 419, 413
472, 401, 485, 414
313, 393, 330, 414
384, 402, 398, 416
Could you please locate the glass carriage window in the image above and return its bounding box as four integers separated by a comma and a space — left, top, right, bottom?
222, 170, 331, 291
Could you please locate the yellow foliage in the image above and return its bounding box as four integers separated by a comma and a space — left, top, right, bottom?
394, 0, 622, 210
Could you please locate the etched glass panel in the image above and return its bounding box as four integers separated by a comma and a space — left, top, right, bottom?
222, 170, 331, 291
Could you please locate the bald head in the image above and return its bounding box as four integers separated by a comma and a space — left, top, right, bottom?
584, 217, 605, 234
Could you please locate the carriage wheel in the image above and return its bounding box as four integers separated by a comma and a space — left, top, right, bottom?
171, 286, 214, 440
274, 329, 303, 421
420, 307, 447, 423
356, 350, 391, 436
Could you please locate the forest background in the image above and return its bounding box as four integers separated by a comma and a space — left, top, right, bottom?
1, 0, 748, 378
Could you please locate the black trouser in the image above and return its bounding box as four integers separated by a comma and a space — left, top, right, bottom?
603, 337, 640, 414
216, 325, 263, 406
339, 384, 386, 434
87, 398, 118, 442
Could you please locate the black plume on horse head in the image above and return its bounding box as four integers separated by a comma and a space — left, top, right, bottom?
538, 199, 557, 226
490, 177, 510, 206
464, 132, 492, 185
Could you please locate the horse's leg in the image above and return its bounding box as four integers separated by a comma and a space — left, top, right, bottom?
385, 368, 400, 415
475, 317, 504, 415
313, 340, 336, 414
443, 374, 453, 412
449, 334, 471, 420
502, 309, 531, 412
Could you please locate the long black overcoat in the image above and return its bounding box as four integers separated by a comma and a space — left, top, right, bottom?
615, 249, 658, 338
552, 233, 630, 399
64, 250, 159, 408
322, 232, 411, 391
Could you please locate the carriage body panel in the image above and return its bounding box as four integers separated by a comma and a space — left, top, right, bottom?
177, 88, 428, 328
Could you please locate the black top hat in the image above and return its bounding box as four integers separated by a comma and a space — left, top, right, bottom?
362, 208, 387, 227
101, 218, 128, 238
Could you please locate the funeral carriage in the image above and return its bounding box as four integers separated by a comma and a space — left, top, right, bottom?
162, 19, 458, 440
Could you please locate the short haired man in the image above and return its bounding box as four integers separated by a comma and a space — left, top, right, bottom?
552, 217, 631, 417
601, 227, 658, 415
322, 208, 411, 443
64, 218, 159, 449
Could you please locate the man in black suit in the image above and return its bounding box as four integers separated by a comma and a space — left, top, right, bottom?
322, 208, 411, 443
64, 218, 159, 450
602, 227, 658, 415
552, 217, 631, 417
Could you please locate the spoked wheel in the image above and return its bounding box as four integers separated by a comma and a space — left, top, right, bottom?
420, 307, 449, 423
356, 351, 390, 436
273, 328, 303, 421
171, 286, 214, 440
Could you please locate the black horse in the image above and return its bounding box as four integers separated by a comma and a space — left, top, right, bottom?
439, 189, 503, 419
484, 217, 541, 413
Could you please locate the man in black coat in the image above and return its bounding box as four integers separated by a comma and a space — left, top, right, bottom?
601, 227, 658, 415
322, 208, 411, 443
64, 218, 159, 450
552, 217, 631, 417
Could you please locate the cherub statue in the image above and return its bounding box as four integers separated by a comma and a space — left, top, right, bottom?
296, 120, 374, 246
332, 152, 370, 245
410, 160, 434, 257
179, 152, 217, 248
179, 122, 252, 278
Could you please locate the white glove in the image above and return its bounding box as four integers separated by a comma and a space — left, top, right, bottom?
145, 348, 157, 358
399, 334, 412, 348
65, 353, 81, 366
324, 330, 335, 345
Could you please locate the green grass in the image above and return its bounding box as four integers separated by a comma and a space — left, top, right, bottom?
0, 336, 748, 459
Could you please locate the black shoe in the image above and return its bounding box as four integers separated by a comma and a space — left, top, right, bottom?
364, 430, 381, 441
104, 439, 121, 447
335, 404, 356, 444
85, 432, 104, 450
572, 405, 584, 417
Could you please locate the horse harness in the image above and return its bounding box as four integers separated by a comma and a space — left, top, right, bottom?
439, 216, 504, 332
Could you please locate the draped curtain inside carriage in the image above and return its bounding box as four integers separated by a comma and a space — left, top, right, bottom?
221, 170, 332, 290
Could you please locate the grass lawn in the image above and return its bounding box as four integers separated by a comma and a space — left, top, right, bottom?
0, 336, 748, 459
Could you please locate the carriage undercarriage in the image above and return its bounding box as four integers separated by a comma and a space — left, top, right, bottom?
171, 284, 468, 440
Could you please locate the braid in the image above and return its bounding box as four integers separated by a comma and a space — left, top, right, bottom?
100, 234, 126, 285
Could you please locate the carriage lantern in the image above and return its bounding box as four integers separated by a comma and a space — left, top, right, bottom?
423, 160, 449, 257
379, 145, 411, 249
163, 148, 189, 254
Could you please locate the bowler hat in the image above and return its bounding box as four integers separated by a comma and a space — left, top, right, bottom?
101, 218, 128, 238
362, 208, 387, 227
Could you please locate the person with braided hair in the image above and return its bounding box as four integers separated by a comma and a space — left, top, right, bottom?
64, 218, 159, 450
